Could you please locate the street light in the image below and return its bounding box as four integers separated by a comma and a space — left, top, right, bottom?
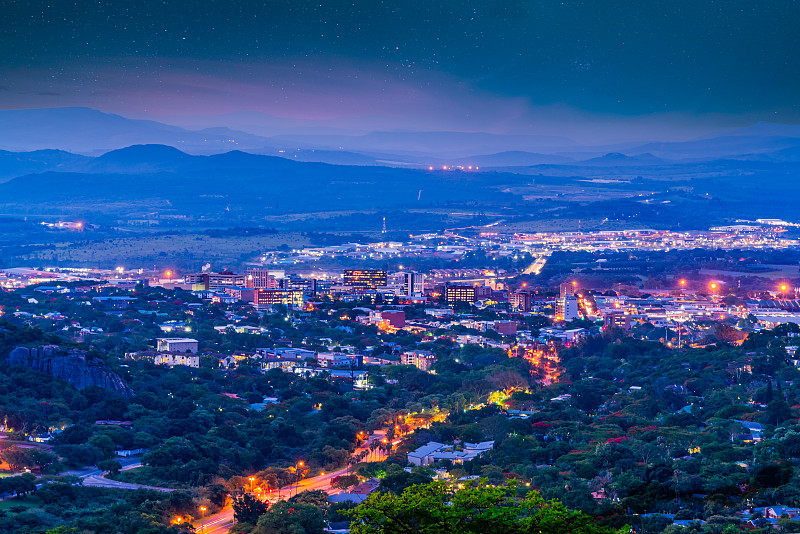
199, 506, 207, 532
294, 461, 305, 497
679, 279, 686, 287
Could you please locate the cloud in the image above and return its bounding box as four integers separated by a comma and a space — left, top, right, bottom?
0, 57, 786, 144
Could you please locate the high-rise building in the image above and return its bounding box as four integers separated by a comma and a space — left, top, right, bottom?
246, 269, 278, 289
556, 295, 579, 321
403, 271, 425, 296
343, 270, 387, 291
560, 282, 576, 298
509, 291, 531, 312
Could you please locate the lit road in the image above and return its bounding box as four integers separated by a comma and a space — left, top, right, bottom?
193, 431, 389, 533
523, 255, 547, 275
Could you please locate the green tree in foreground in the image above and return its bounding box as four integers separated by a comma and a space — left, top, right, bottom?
254, 500, 326, 534
232, 493, 269, 524
346, 480, 626, 534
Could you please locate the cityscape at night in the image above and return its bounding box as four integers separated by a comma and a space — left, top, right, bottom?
1, 1, 800, 534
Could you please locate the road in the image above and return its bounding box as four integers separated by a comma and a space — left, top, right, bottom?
61, 457, 175, 491
194, 430, 390, 534
1, 456, 162, 502
523, 255, 548, 275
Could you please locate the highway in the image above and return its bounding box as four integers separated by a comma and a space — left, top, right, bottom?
523, 255, 547, 275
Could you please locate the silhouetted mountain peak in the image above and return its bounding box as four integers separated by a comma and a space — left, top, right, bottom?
97, 144, 190, 163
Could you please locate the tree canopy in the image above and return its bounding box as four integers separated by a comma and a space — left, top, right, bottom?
346, 480, 625, 534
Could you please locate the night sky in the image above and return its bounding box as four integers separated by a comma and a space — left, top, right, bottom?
2, 1, 798, 137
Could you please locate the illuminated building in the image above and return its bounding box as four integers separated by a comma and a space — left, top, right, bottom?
246, 269, 278, 289
444, 285, 477, 303
154, 353, 199, 368
509, 291, 532, 312
603, 311, 631, 330
316, 352, 363, 368
403, 271, 425, 296
343, 270, 387, 291
248, 288, 304, 310
560, 282, 575, 298
157, 338, 199, 353
369, 310, 406, 329
186, 271, 246, 291
401, 350, 437, 371
556, 295, 579, 321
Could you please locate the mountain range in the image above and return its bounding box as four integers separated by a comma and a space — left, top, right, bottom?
3, 108, 800, 167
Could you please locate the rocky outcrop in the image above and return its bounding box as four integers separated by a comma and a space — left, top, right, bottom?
8, 346, 134, 398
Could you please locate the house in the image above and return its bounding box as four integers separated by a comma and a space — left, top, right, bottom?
218, 355, 237, 369
155, 353, 199, 368
401, 350, 437, 371
759, 506, 800, 519
157, 338, 199, 353
407, 441, 495, 466
408, 442, 446, 466
350, 478, 380, 495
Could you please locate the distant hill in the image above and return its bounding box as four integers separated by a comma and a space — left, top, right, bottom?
0, 149, 91, 181
0, 145, 522, 217
629, 134, 800, 160
0, 107, 274, 154
580, 152, 666, 166
451, 151, 575, 167
3, 107, 800, 167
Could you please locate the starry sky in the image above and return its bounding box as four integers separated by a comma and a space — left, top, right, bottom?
2, 1, 799, 138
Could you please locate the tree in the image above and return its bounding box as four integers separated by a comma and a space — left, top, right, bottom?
98, 459, 122, 475
332, 474, 360, 491
0, 446, 30, 472
346, 480, 625, 534
233, 493, 270, 524
254, 500, 326, 534
290, 489, 330, 507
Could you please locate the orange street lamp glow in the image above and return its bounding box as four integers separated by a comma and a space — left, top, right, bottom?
710, 282, 717, 290
780, 284, 789, 292
298, 461, 304, 467
166, 270, 173, 277
680, 279, 686, 286
571, 281, 577, 286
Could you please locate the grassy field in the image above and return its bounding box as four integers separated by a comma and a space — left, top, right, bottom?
0, 494, 40, 512
16, 232, 312, 270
